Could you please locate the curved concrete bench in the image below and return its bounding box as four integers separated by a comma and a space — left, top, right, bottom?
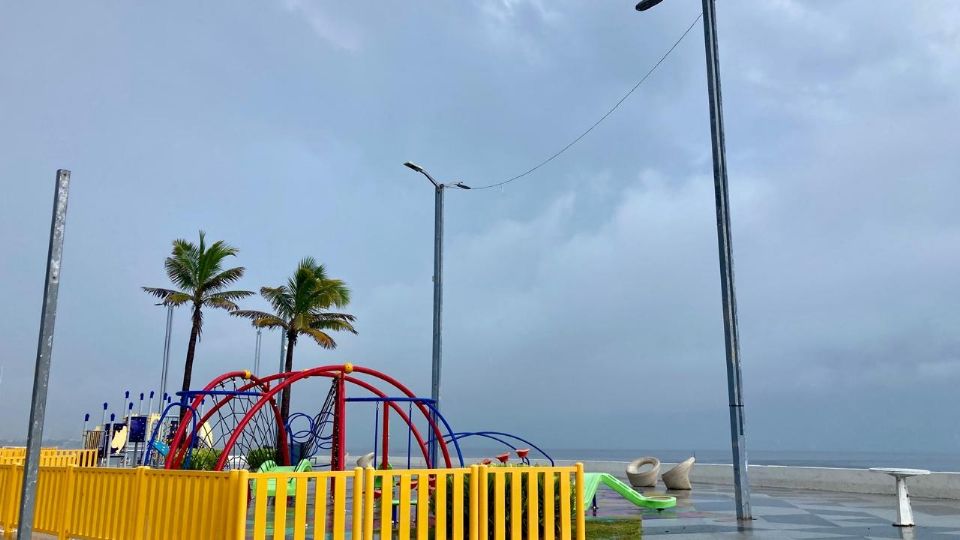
626, 457, 661, 488
663, 457, 696, 490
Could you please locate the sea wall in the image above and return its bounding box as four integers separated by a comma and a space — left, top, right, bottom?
556, 460, 960, 500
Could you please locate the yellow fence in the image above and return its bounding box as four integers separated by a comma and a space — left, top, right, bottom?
0, 465, 247, 539
0, 448, 98, 468
248, 463, 586, 540
0, 463, 585, 539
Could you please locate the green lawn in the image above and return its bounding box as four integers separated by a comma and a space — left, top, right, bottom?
585, 517, 643, 539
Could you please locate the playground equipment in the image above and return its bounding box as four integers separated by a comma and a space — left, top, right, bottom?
86, 362, 553, 475
159, 364, 464, 471
583, 472, 677, 510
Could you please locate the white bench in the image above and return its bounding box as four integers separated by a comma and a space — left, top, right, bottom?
869, 467, 930, 526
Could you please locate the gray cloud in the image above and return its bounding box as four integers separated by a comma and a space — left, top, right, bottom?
1, 1, 958, 457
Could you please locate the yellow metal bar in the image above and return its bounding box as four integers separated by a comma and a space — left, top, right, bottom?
362, 468, 375, 540
416, 472, 428, 540
274, 475, 289, 540
543, 470, 555, 540
398, 473, 411, 540
294, 475, 308, 540
235, 470, 250, 540
559, 471, 571, 540
527, 469, 539, 540
334, 474, 347, 540
455, 469, 466, 539
436, 470, 447, 540
353, 468, 364, 540
575, 464, 586, 540
254, 473, 268, 540
495, 470, 506, 540
477, 465, 488, 540
315, 474, 328, 539
511, 469, 522, 540
379, 471, 393, 540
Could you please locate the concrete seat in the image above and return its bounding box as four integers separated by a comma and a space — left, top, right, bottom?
626, 457, 661, 488
662, 457, 695, 490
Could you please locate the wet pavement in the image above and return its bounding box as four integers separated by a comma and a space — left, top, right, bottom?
592, 482, 960, 538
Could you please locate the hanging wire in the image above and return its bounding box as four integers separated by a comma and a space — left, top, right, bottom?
471, 12, 703, 191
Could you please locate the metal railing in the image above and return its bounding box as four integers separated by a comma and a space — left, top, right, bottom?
1, 462, 586, 539
0, 448, 98, 467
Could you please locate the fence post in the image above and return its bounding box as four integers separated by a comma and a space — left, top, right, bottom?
353, 468, 364, 539
363, 467, 374, 540
470, 464, 482, 540
233, 469, 249, 540
575, 463, 585, 540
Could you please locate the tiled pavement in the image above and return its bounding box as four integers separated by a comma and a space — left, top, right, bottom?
592, 483, 960, 538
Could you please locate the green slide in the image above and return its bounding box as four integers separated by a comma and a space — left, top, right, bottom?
582, 473, 677, 510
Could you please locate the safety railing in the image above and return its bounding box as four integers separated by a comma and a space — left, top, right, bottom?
249, 463, 586, 540
1, 463, 585, 539
0, 448, 98, 467
0, 465, 248, 539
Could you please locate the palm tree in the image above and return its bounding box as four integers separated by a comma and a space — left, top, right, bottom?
233, 257, 357, 424
143, 231, 253, 400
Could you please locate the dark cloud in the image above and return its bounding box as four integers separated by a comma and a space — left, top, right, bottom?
1, 1, 958, 455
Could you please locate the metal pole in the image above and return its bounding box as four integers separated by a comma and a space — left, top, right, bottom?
429, 185, 444, 467
279, 329, 287, 373
18, 169, 71, 537
701, 0, 751, 520
158, 304, 173, 415
254, 328, 262, 375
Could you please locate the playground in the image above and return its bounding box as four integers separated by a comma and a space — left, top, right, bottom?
36, 361, 677, 538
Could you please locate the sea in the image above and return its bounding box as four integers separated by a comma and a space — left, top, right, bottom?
539, 449, 960, 473
13, 440, 959, 473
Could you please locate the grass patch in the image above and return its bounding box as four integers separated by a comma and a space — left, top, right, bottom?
585, 517, 643, 539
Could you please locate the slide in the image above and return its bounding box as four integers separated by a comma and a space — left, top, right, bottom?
583, 473, 677, 510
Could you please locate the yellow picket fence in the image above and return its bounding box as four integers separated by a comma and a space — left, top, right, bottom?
248, 463, 586, 540
0, 448, 98, 467
0, 465, 247, 539
0, 463, 585, 539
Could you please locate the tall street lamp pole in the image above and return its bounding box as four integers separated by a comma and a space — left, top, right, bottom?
404, 161, 470, 467
636, 0, 752, 520
157, 303, 174, 415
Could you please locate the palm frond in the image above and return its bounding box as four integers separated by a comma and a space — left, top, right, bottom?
231, 310, 288, 329
205, 297, 239, 311
142, 287, 192, 306
301, 327, 337, 349
202, 266, 246, 293
309, 317, 357, 334
205, 290, 254, 302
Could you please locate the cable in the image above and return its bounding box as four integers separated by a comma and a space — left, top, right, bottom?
471, 12, 703, 191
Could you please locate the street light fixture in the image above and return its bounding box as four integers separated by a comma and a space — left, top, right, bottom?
404, 161, 469, 467
634, 0, 752, 520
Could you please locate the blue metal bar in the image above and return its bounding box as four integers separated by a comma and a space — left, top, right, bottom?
142, 402, 199, 466
445, 431, 553, 465
420, 401, 463, 467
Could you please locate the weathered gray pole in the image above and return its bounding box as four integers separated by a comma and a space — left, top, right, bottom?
279, 329, 287, 373
700, 0, 751, 520
429, 184, 444, 467
158, 304, 173, 414
18, 169, 71, 537
635, 0, 751, 520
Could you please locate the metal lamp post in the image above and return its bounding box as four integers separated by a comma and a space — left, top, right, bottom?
403, 161, 470, 467
636, 0, 752, 520
157, 303, 174, 416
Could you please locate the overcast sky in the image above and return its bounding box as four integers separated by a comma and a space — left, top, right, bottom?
1, 1, 958, 457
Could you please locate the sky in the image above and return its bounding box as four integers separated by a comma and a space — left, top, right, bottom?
1, 1, 959, 457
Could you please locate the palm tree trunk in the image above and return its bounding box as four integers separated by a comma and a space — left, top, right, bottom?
277, 330, 297, 456
180, 303, 202, 421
